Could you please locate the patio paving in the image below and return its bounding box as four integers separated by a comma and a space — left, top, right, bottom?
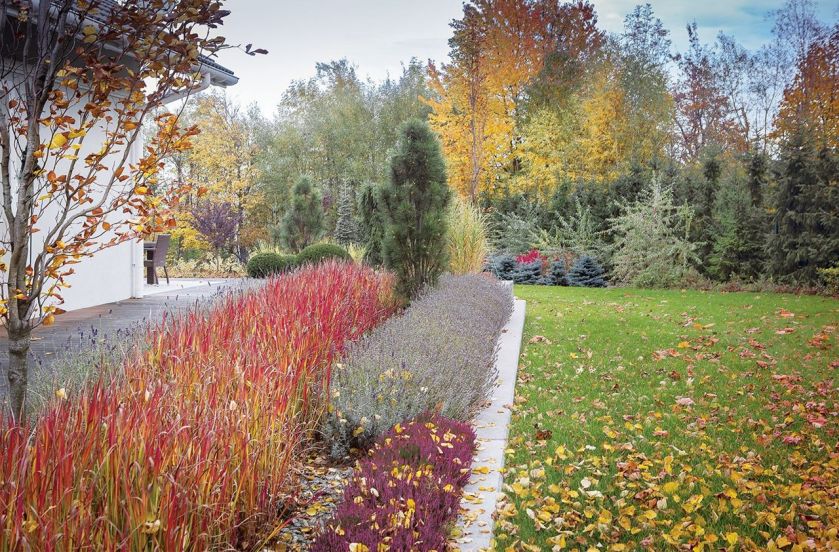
0, 278, 245, 407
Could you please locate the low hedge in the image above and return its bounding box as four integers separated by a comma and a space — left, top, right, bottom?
324, 274, 512, 458
246, 252, 297, 278
312, 415, 475, 551
296, 243, 351, 266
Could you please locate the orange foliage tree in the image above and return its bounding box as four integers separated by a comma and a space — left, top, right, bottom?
774, 24, 839, 150
0, 0, 254, 419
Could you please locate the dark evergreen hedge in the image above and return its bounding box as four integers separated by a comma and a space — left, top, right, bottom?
246, 253, 297, 278
296, 243, 352, 266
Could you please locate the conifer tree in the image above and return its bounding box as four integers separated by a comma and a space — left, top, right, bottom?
768, 135, 839, 283
695, 153, 721, 264
334, 181, 359, 245
709, 179, 764, 281
609, 176, 699, 287
568, 256, 607, 287
279, 176, 325, 253
380, 120, 451, 298
747, 152, 768, 208
357, 182, 385, 266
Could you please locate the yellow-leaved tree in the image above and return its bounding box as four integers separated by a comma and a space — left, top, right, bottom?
426, 0, 550, 202
175, 92, 265, 260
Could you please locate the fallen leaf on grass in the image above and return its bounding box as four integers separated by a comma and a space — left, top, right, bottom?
534, 427, 553, 441
653, 349, 680, 360
808, 332, 830, 348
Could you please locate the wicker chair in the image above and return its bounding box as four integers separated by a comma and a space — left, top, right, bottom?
144, 234, 170, 285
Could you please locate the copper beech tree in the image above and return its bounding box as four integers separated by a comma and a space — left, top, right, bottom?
0, 0, 253, 420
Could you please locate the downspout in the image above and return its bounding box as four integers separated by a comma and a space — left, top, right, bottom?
129, 125, 144, 298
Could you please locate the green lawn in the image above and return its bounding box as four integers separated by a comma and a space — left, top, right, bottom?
495, 286, 838, 552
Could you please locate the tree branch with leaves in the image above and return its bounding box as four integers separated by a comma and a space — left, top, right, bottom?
0, 0, 261, 420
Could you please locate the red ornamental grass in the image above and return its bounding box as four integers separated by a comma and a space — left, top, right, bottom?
0, 261, 397, 551
312, 415, 476, 552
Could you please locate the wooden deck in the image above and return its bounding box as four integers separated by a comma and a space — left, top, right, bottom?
0, 279, 244, 407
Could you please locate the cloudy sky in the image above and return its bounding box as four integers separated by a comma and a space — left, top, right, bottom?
213, 0, 837, 114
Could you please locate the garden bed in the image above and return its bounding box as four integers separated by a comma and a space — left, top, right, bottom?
2, 267, 519, 551
0, 262, 397, 550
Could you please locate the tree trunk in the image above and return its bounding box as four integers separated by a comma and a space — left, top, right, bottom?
6, 323, 31, 422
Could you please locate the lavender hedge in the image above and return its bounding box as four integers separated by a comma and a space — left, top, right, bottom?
312, 415, 475, 551
324, 274, 512, 458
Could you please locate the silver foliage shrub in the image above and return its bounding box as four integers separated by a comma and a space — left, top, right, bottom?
324, 274, 513, 459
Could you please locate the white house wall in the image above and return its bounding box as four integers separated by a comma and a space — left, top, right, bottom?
53, 123, 145, 313
0, 83, 144, 315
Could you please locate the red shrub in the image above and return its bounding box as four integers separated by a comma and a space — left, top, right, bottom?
515, 249, 547, 265
312, 415, 476, 552
0, 261, 397, 551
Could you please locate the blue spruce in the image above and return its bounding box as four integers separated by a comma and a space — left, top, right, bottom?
486, 253, 517, 280
511, 261, 542, 284
568, 255, 607, 287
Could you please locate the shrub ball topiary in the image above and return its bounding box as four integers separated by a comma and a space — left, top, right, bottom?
246, 253, 297, 278
568, 255, 607, 287
296, 243, 352, 266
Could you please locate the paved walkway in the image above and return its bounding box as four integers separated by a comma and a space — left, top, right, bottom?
455, 296, 527, 551
0, 279, 244, 406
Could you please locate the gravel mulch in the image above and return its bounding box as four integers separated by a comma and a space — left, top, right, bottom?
264, 452, 353, 551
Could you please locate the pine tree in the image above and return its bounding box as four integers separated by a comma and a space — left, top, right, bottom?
709, 178, 764, 281
487, 253, 516, 280
747, 151, 768, 208
695, 153, 721, 264
357, 181, 385, 266
510, 261, 542, 284
544, 259, 569, 286
768, 135, 839, 283
279, 176, 325, 253
568, 256, 607, 287
334, 181, 359, 245
380, 120, 451, 298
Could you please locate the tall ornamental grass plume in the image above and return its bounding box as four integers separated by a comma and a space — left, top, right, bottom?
0, 261, 397, 551
324, 274, 512, 459
446, 195, 489, 275
313, 415, 475, 552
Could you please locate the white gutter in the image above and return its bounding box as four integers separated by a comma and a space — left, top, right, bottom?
160, 71, 212, 105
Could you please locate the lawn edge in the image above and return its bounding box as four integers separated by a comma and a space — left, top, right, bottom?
455, 294, 526, 551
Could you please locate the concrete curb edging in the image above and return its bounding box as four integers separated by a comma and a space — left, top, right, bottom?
454, 296, 526, 551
